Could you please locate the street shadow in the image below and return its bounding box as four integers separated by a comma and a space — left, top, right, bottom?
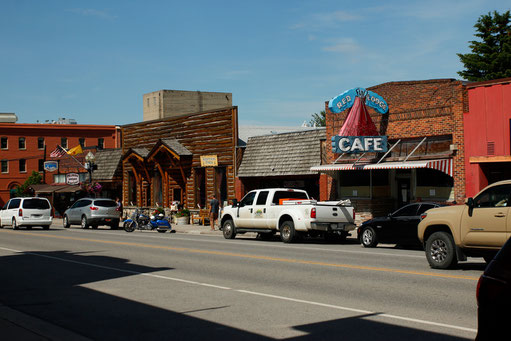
0, 250, 474, 340
289, 313, 470, 340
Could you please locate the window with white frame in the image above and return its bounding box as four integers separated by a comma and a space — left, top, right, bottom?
18, 137, 26, 150
1, 137, 7, 150
1, 160, 8, 173
38, 137, 45, 150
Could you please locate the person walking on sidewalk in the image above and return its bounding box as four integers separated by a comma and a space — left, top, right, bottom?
210, 194, 220, 231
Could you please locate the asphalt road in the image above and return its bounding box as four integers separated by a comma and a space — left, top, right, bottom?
0, 223, 484, 340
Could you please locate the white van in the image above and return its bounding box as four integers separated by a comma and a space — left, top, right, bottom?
0, 197, 53, 230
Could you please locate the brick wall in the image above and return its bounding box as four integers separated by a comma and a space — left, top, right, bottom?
325, 79, 467, 208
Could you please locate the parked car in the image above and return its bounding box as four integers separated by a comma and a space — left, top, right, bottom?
63, 198, 120, 229
358, 202, 442, 248
476, 236, 511, 340
0, 197, 53, 230
419, 180, 511, 269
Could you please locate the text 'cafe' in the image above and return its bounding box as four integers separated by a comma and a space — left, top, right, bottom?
314, 80, 465, 218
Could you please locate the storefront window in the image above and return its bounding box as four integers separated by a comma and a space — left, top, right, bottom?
416, 168, 453, 201
339, 171, 370, 197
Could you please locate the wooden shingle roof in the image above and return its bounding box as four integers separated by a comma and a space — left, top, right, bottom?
238, 128, 325, 177
92, 149, 123, 181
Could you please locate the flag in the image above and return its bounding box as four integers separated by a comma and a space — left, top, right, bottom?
67, 144, 83, 156
50, 145, 66, 158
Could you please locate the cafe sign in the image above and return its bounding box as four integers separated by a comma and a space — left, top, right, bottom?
332, 136, 388, 153
328, 87, 389, 114
329, 87, 389, 154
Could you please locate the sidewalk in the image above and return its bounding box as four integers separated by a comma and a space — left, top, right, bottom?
51, 218, 224, 235
0, 304, 91, 341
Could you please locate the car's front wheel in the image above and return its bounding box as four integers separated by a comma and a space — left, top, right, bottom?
425, 231, 457, 269
360, 226, 378, 248
63, 215, 70, 228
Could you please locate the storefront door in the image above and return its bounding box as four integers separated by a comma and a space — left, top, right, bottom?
397, 179, 411, 207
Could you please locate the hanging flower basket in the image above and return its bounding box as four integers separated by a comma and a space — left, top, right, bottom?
80, 181, 102, 196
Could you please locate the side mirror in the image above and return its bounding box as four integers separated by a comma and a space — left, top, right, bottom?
232, 199, 238, 207
466, 197, 474, 216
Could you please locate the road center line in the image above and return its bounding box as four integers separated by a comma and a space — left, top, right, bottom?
0, 246, 476, 334
1, 230, 479, 280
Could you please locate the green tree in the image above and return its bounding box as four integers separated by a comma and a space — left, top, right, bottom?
309, 110, 326, 127
14, 171, 42, 197
457, 10, 511, 81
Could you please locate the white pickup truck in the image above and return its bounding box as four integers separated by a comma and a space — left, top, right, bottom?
220, 188, 356, 243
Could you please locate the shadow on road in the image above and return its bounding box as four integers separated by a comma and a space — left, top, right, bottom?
0, 250, 472, 340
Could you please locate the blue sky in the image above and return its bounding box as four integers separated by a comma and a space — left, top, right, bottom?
1, 1, 509, 127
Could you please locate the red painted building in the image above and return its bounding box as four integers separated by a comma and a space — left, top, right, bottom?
0, 123, 121, 206
464, 77, 511, 197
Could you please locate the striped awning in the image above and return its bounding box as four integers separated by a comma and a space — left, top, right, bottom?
311, 159, 453, 177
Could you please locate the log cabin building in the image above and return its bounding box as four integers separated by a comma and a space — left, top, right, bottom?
121, 106, 238, 209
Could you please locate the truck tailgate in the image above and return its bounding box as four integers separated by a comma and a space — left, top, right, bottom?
315, 203, 354, 223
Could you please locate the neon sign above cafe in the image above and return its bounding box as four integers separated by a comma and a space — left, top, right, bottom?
328, 87, 389, 154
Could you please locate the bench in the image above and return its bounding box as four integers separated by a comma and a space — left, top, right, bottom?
191, 209, 210, 225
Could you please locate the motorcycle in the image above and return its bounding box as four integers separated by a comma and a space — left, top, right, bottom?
123, 208, 173, 233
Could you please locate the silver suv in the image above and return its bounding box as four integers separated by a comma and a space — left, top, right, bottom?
0, 197, 53, 230
63, 198, 120, 229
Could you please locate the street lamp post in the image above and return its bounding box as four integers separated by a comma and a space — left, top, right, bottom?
85, 152, 96, 184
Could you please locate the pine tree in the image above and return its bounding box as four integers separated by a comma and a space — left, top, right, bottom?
309, 110, 326, 127
457, 10, 511, 81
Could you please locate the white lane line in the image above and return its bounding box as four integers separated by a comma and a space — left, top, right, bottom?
237, 290, 476, 333
0, 246, 476, 334
0, 246, 231, 290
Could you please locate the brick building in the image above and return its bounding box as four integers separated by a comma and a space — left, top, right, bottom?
0, 122, 121, 207
464, 77, 511, 197
314, 79, 467, 218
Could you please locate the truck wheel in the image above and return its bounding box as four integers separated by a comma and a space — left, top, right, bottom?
280, 220, 296, 243
425, 231, 458, 269
360, 226, 378, 248
222, 219, 236, 239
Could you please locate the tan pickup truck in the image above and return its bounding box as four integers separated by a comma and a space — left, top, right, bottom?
418, 180, 511, 269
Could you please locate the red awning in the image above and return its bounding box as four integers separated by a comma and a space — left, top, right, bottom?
311, 159, 453, 177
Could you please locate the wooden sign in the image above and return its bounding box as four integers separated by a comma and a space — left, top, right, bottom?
200, 155, 218, 167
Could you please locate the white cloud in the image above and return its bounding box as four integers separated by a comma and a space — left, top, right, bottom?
322, 38, 362, 54
290, 10, 362, 31
67, 8, 117, 20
